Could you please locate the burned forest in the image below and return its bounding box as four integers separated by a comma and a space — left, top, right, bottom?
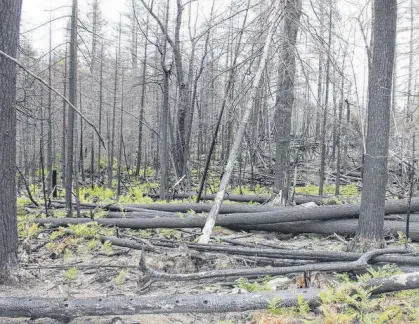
2, 0, 419, 323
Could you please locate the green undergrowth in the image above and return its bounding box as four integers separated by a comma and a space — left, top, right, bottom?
236, 275, 273, 292
63, 267, 80, 281
296, 183, 360, 204
79, 184, 155, 205
43, 222, 116, 259
17, 180, 361, 209
253, 265, 419, 324
17, 211, 118, 261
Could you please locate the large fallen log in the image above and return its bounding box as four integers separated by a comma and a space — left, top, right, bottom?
120, 203, 285, 214
105, 210, 181, 219
2, 272, 419, 319
50, 201, 169, 213
35, 216, 419, 243
151, 192, 325, 205
36, 198, 419, 231
119, 198, 419, 224
52, 200, 286, 214
235, 219, 419, 240
385, 214, 419, 222
0, 289, 321, 320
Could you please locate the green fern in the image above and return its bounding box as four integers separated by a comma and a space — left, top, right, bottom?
63, 267, 80, 281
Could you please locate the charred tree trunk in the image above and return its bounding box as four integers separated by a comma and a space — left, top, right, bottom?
272, 0, 302, 204
65, 0, 78, 216
350, 0, 397, 251
160, 0, 171, 200
0, 0, 22, 280
135, 1, 151, 177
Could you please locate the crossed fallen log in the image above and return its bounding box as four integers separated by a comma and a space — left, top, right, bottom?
36, 198, 419, 241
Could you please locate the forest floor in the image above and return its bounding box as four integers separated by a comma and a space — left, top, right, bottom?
3, 179, 419, 323
1, 223, 346, 324
3, 220, 419, 324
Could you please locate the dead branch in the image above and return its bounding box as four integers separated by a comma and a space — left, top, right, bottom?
137, 248, 409, 282
0, 49, 105, 148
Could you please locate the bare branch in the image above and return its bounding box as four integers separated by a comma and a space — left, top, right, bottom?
0, 49, 106, 148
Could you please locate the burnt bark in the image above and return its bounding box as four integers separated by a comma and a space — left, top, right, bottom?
51, 200, 285, 214
0, 0, 23, 280
351, 0, 397, 251
65, 0, 78, 216
161, 192, 324, 205
237, 219, 419, 242
0, 290, 320, 320
37, 198, 419, 238
273, 0, 302, 204
2, 272, 419, 320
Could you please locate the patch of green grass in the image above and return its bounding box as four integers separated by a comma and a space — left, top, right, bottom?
17, 196, 32, 208
158, 229, 181, 240
63, 267, 80, 281
87, 239, 99, 251
268, 294, 310, 316
295, 183, 360, 204
18, 221, 41, 239
118, 186, 153, 204
114, 269, 128, 286
101, 240, 113, 254
319, 265, 415, 323
63, 249, 73, 261
68, 222, 102, 239
236, 276, 272, 292
79, 185, 114, 203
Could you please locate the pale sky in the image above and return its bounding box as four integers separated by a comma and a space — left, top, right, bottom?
21, 0, 126, 52
18, 0, 413, 114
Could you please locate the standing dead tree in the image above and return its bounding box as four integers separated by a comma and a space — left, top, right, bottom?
199, 1, 284, 244
272, 0, 303, 205
65, 0, 78, 216
350, 0, 397, 251
0, 0, 23, 281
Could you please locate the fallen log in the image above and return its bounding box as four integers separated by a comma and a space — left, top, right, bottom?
122, 198, 419, 225
103, 236, 419, 266
2, 271, 419, 319
122, 203, 286, 214
138, 248, 407, 282
36, 198, 419, 231
0, 289, 321, 320
235, 219, 419, 241
105, 210, 419, 222
105, 210, 180, 219
332, 172, 362, 182
367, 271, 419, 293
50, 201, 162, 213
35, 217, 419, 243
385, 214, 419, 222
52, 200, 286, 214
149, 192, 326, 205
345, 170, 362, 178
